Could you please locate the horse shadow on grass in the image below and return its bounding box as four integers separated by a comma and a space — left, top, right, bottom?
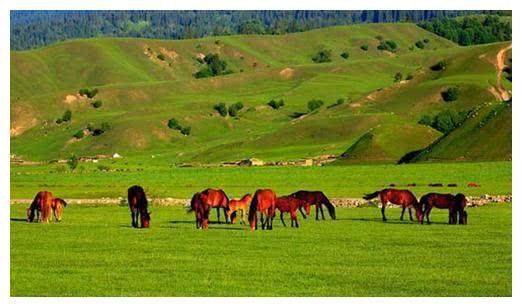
10, 218, 27, 223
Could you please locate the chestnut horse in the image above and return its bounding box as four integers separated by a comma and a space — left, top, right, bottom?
128, 185, 151, 228
27, 191, 54, 223
51, 198, 67, 222
275, 195, 305, 228
363, 189, 422, 223
290, 190, 336, 220
201, 188, 230, 224
248, 189, 277, 230
419, 193, 468, 225
227, 194, 252, 225
188, 192, 211, 229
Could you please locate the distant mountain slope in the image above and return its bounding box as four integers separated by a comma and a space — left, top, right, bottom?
10, 23, 509, 164
404, 101, 511, 163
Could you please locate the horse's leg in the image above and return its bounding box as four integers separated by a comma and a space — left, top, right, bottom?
425, 206, 432, 224
260, 213, 265, 230
299, 207, 307, 219
131, 210, 136, 227
255, 210, 260, 230
400, 207, 406, 221
381, 202, 387, 222
280, 212, 287, 227
408, 208, 414, 222
318, 204, 324, 220
216, 207, 221, 224
315, 204, 319, 221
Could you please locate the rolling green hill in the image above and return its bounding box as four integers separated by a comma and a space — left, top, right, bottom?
10, 23, 511, 165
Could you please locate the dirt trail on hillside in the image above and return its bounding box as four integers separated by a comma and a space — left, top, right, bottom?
495, 44, 512, 101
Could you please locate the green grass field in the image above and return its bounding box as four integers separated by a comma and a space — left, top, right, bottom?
10, 203, 511, 296
10, 161, 511, 199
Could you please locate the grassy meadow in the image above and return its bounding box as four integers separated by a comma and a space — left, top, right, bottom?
10, 161, 511, 199
10, 203, 511, 296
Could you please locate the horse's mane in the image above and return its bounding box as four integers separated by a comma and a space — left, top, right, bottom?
319, 191, 336, 219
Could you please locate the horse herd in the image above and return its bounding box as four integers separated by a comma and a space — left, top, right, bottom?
26, 186, 468, 230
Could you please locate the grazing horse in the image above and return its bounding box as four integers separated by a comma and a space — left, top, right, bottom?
290, 190, 336, 220
419, 193, 468, 225
127, 185, 151, 228
188, 192, 211, 229
275, 195, 305, 228
227, 194, 252, 225
201, 188, 230, 224
51, 198, 67, 222
248, 189, 277, 230
27, 191, 54, 223
363, 189, 422, 223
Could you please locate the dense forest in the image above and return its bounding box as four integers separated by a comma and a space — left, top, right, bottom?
418, 15, 511, 45
10, 10, 509, 50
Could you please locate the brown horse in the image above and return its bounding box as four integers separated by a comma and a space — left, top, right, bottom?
51, 198, 67, 222
27, 191, 54, 223
188, 192, 211, 229
290, 190, 336, 220
201, 188, 230, 224
363, 189, 422, 223
248, 189, 277, 230
275, 195, 305, 228
419, 193, 468, 225
227, 194, 252, 225
128, 185, 151, 228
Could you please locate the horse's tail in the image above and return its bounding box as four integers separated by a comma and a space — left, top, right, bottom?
248, 193, 259, 225
363, 190, 381, 200
187, 193, 199, 213
321, 193, 336, 220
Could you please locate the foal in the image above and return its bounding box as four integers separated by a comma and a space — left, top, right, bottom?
227, 194, 252, 225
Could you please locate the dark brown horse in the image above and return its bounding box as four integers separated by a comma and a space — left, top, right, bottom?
290, 190, 336, 220
200, 188, 230, 224
27, 191, 54, 223
363, 189, 422, 223
248, 189, 277, 230
275, 195, 305, 228
419, 193, 468, 225
128, 185, 151, 228
188, 192, 211, 229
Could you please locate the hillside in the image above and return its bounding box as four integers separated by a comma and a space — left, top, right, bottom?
10, 23, 511, 165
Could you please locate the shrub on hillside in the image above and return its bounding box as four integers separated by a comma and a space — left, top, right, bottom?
418, 114, 433, 126
340, 52, 349, 59
157, 53, 166, 61
194, 53, 231, 78
56, 118, 63, 124
420, 109, 468, 134
180, 126, 191, 136
228, 101, 244, 117
394, 72, 403, 82
312, 49, 332, 63
423, 38, 430, 43
79, 88, 98, 98
86, 123, 95, 132
62, 110, 72, 122
67, 154, 78, 171
73, 130, 84, 139
214, 103, 228, 117
327, 98, 346, 109
268, 99, 285, 109
307, 99, 324, 112
441, 86, 460, 102
415, 40, 425, 49
377, 40, 398, 52
167, 118, 181, 130
431, 59, 448, 71
92, 100, 103, 108
361, 44, 369, 51
406, 73, 414, 80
